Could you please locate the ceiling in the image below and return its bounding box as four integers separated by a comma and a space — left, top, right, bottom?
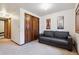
0, 3, 76, 16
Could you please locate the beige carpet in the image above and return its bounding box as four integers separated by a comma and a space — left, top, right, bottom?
0, 39, 77, 55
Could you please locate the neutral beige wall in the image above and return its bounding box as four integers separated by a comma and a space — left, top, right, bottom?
11, 17, 20, 44
40, 9, 75, 37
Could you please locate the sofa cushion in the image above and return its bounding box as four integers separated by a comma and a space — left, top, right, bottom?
39, 37, 68, 46
51, 38, 68, 45
54, 31, 69, 39
44, 31, 54, 37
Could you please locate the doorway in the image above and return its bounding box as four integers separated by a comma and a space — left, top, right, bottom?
0, 17, 11, 39
25, 13, 39, 43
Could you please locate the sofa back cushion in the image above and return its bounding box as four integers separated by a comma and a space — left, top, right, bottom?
44, 31, 54, 37
54, 31, 69, 39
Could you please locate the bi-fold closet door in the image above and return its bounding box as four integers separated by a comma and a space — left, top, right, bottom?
25, 14, 39, 43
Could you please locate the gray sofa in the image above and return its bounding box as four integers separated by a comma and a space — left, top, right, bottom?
39, 31, 73, 51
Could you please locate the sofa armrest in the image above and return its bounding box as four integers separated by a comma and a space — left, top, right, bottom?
67, 35, 72, 42
67, 35, 73, 50
68, 35, 71, 38
39, 33, 44, 40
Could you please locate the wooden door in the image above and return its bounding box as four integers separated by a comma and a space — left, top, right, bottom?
32, 16, 39, 40
4, 20, 8, 38
4, 19, 11, 39
25, 13, 39, 43
7, 19, 11, 39
25, 14, 33, 43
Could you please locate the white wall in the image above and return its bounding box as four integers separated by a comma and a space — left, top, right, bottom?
40, 9, 75, 37
0, 21, 4, 32
75, 33, 79, 53
11, 16, 20, 44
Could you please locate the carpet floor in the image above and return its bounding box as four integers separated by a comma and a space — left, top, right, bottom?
0, 39, 77, 55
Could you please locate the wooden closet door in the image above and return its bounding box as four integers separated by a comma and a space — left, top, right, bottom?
32, 16, 39, 40
25, 14, 33, 43
25, 13, 39, 43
